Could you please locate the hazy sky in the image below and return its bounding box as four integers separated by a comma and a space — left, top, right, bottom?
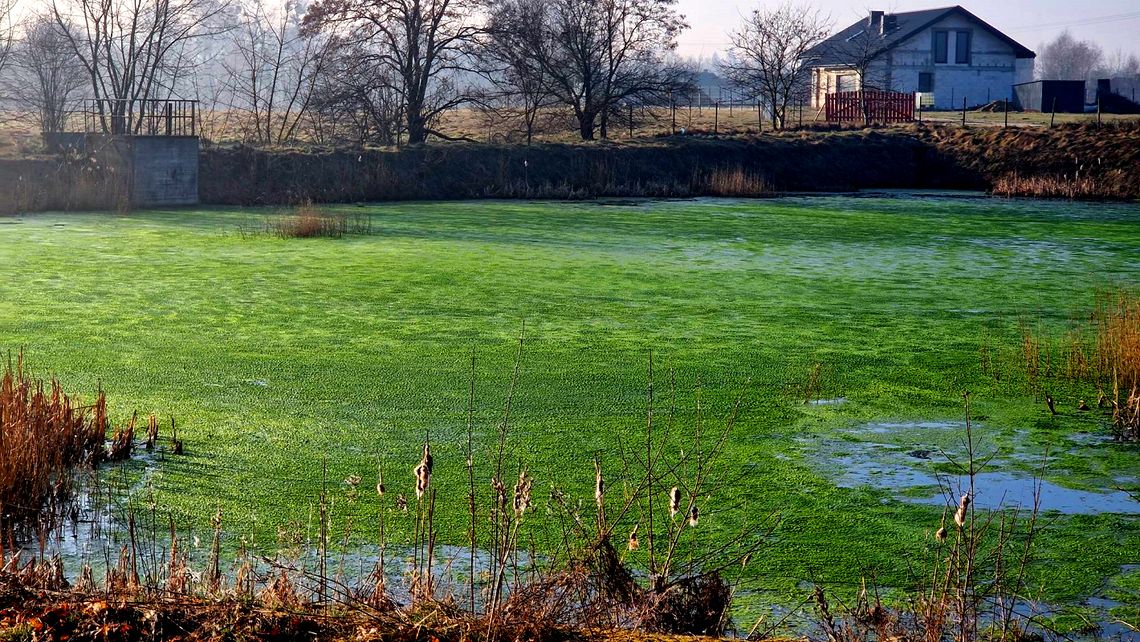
675, 0, 1140, 61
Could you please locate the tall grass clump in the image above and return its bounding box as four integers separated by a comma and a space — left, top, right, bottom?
1096, 293, 1140, 440
264, 202, 372, 239
1016, 290, 1140, 440
0, 354, 105, 536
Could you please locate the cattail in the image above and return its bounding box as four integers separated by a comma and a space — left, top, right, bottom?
414, 442, 433, 500
627, 525, 639, 551
513, 468, 533, 516
396, 494, 408, 513
935, 507, 948, 542
595, 459, 605, 509
421, 442, 433, 475
669, 486, 682, 519
954, 493, 971, 528
376, 469, 385, 496
492, 477, 507, 510
688, 505, 700, 527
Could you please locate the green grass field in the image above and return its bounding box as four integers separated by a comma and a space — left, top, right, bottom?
1, 196, 1138, 619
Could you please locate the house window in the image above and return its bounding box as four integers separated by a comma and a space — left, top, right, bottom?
918, 72, 934, 93
933, 31, 949, 64
934, 30, 972, 65
955, 31, 971, 64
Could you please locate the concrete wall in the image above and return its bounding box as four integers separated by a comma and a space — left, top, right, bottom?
129, 136, 199, 207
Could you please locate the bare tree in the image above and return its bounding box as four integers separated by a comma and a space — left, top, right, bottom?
51, 0, 232, 134
1036, 30, 1103, 81
0, 0, 15, 80
494, 0, 690, 141
474, 0, 555, 144
721, 2, 830, 129
223, 0, 331, 145
6, 14, 88, 132
301, 0, 482, 144
1101, 49, 1140, 78
306, 42, 402, 146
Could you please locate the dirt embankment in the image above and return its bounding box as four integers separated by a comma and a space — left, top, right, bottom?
1, 122, 1137, 212
914, 122, 1140, 199
196, 130, 926, 205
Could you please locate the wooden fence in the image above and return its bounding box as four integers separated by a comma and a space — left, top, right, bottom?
825, 91, 915, 123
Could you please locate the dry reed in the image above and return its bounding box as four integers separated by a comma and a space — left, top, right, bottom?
703, 166, 771, 197
0, 354, 105, 535
992, 171, 1134, 201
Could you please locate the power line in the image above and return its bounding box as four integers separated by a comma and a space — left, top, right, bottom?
1012, 11, 1140, 32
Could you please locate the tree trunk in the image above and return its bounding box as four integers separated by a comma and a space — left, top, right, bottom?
577, 111, 596, 140
599, 110, 608, 139
406, 114, 428, 144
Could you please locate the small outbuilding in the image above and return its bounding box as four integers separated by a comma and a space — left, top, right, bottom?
1012, 80, 1086, 113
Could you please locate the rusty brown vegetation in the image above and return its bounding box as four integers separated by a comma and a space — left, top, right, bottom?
0, 355, 105, 535
1017, 291, 1140, 441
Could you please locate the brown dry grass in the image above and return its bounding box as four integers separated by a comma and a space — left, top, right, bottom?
1096, 293, 1140, 439
703, 167, 771, 197
1017, 291, 1140, 440
991, 172, 1135, 200
0, 354, 105, 534
263, 202, 371, 239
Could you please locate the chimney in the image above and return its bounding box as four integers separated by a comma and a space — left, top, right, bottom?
881, 14, 897, 35
868, 10, 884, 30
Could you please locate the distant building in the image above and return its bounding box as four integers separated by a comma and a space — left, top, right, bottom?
805, 6, 1035, 110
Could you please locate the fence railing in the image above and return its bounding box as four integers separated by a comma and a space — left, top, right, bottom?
825, 91, 915, 123
81, 99, 198, 136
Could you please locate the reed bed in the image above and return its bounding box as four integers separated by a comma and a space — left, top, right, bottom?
702, 167, 771, 197
0, 355, 105, 536
1017, 290, 1140, 440
992, 171, 1135, 201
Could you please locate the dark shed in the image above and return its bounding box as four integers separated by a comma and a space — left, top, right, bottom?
1013, 80, 1086, 113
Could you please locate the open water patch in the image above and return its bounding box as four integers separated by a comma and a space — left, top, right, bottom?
803, 421, 1140, 515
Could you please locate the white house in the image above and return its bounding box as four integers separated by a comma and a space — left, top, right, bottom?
806, 6, 1036, 110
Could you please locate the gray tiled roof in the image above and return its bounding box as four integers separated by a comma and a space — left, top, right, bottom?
805, 5, 1035, 67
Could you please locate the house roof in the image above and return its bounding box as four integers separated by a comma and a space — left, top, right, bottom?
805, 5, 1036, 67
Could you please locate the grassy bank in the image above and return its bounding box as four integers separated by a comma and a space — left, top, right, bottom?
0, 197, 1138, 626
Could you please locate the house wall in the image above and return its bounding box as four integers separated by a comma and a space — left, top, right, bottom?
888, 14, 1027, 109
811, 13, 1035, 110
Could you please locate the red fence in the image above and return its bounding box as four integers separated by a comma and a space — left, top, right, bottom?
825, 91, 915, 123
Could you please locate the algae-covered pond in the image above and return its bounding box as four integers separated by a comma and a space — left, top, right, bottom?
0, 195, 1137, 631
